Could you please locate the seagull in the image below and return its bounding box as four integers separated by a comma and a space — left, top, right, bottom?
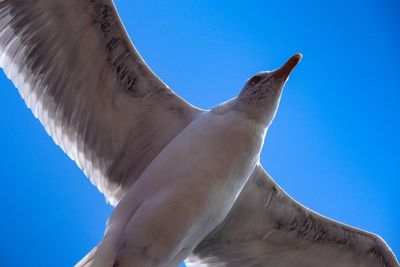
0, 1, 398, 267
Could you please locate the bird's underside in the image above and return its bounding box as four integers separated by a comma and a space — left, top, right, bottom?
0, 0, 398, 267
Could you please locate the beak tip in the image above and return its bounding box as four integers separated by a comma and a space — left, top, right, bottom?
293, 53, 303, 64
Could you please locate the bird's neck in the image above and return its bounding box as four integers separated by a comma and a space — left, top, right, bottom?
231, 98, 277, 129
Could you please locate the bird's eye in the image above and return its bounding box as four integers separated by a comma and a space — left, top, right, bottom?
250, 76, 261, 85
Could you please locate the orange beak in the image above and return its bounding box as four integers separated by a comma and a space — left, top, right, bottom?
272, 53, 302, 80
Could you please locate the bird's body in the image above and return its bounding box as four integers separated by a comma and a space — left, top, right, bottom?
0, 1, 398, 266
92, 101, 266, 266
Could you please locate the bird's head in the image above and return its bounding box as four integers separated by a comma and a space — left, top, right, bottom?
236, 53, 302, 126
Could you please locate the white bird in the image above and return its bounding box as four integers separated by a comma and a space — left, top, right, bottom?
0, 1, 398, 267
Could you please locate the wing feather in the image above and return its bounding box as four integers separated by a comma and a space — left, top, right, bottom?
189, 165, 399, 267
0, 0, 202, 205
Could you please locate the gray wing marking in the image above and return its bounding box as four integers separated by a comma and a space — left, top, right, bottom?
0, 0, 202, 205
188, 164, 399, 267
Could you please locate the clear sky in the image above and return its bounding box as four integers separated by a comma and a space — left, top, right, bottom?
0, 1, 399, 266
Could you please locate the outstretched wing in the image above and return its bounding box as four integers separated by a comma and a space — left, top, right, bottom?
0, 0, 202, 205
188, 165, 399, 267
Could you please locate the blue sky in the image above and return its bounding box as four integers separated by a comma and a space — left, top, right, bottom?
0, 1, 399, 266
